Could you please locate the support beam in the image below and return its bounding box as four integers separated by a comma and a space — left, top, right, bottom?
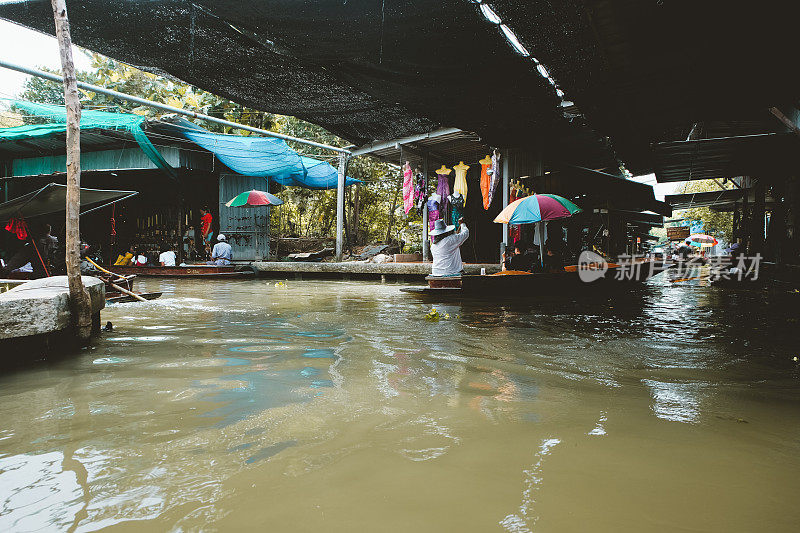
753, 178, 765, 254
769, 106, 800, 137
350, 128, 462, 157
422, 154, 430, 262
502, 149, 510, 248
335, 153, 349, 261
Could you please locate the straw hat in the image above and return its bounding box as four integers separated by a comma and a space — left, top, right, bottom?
429, 219, 455, 237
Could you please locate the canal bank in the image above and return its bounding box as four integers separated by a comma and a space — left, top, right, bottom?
0, 276, 105, 359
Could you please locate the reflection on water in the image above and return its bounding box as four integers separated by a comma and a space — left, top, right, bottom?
1, 277, 799, 531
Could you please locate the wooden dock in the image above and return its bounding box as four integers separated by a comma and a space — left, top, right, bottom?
251, 261, 500, 281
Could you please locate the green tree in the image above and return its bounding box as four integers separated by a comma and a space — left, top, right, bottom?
675, 179, 734, 242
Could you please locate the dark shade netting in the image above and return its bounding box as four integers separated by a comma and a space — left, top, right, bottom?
0, 0, 620, 171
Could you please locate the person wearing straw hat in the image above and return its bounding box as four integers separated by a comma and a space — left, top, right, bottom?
430, 217, 469, 277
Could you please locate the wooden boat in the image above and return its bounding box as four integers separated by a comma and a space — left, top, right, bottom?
95, 272, 164, 304
402, 259, 670, 299
106, 291, 163, 304
102, 264, 256, 278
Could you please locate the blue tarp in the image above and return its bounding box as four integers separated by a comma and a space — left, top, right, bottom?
158, 120, 358, 190
2, 100, 357, 190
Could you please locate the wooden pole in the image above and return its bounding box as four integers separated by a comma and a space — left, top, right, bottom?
109, 282, 147, 303
51, 0, 92, 342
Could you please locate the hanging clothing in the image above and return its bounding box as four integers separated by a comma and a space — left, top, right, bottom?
427, 194, 441, 231
479, 155, 493, 210
414, 171, 427, 211
488, 150, 501, 208
509, 186, 521, 243
448, 193, 465, 226
533, 221, 548, 246
4, 217, 28, 241
453, 161, 469, 203
402, 162, 414, 214
435, 165, 452, 227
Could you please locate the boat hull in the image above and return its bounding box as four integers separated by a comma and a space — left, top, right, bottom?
103, 265, 255, 278
402, 267, 658, 300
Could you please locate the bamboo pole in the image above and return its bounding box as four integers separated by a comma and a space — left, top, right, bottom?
51, 0, 92, 342
109, 282, 147, 303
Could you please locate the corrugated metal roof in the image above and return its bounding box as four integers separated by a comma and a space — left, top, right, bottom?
653, 133, 800, 183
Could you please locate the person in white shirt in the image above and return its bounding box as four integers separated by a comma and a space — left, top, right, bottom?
159, 249, 176, 267
430, 218, 469, 277
134, 250, 148, 265
209, 234, 233, 266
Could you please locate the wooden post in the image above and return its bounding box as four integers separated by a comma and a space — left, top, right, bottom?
353, 182, 360, 245
52, 0, 92, 342
741, 176, 750, 250
502, 149, 510, 249
753, 178, 765, 254
422, 154, 429, 262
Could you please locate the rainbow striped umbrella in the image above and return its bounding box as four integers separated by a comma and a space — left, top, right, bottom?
225, 189, 284, 207
687, 233, 718, 246
494, 194, 582, 224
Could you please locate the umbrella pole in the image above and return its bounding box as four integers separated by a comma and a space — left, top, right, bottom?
538, 222, 545, 267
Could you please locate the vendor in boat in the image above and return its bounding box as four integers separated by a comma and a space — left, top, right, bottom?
543, 238, 565, 273
209, 234, 233, 266
430, 218, 469, 277
504, 242, 533, 272
159, 248, 176, 267
114, 245, 135, 266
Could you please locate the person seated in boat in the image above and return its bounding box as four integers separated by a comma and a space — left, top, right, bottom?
504, 243, 533, 272
209, 234, 233, 266
159, 248, 176, 267
677, 240, 693, 261
430, 218, 469, 277
543, 238, 565, 273
133, 249, 148, 266
183, 225, 195, 261
36, 224, 59, 273
114, 245, 135, 266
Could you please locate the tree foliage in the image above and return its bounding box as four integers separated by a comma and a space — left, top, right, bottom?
675, 179, 734, 242
15, 54, 414, 246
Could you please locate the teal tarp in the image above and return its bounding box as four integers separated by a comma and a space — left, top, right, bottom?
1, 100, 177, 179
2, 101, 358, 190
156, 119, 358, 189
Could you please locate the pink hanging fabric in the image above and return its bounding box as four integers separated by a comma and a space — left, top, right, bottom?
402, 162, 414, 214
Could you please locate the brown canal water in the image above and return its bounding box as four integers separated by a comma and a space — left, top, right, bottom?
1, 277, 799, 532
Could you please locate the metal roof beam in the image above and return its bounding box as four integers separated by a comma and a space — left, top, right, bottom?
350, 128, 463, 157
769, 106, 800, 137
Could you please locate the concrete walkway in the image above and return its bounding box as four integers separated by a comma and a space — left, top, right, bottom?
251, 261, 501, 280
0, 276, 105, 341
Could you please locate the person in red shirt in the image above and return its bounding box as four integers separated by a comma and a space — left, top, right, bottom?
200, 207, 214, 259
